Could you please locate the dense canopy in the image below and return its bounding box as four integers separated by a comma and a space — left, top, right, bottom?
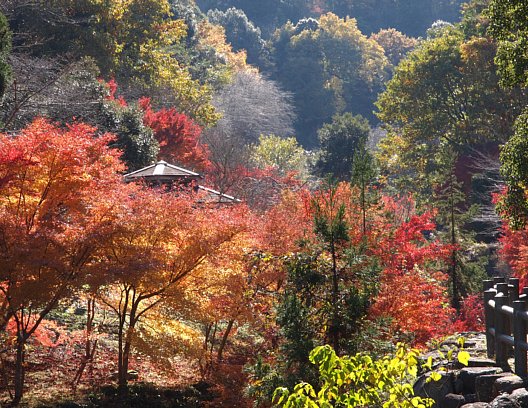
0, 1, 522, 406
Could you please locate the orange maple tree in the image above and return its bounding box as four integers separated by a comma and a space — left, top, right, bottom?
258, 189, 314, 257
93, 184, 248, 391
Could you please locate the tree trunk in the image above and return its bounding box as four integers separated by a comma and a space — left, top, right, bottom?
73, 297, 98, 387
117, 323, 126, 394
209, 322, 217, 354
217, 319, 235, 362
361, 180, 367, 236
118, 300, 137, 395
204, 322, 212, 351
451, 196, 460, 311
330, 240, 339, 354
117, 294, 127, 395
118, 330, 133, 394
12, 336, 26, 405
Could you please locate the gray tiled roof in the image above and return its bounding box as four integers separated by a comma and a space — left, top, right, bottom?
197, 185, 241, 203
124, 161, 201, 181
123, 161, 241, 204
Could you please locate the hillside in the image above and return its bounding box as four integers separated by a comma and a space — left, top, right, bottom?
1, 0, 528, 406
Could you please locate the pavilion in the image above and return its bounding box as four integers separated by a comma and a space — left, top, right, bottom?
124, 160, 241, 205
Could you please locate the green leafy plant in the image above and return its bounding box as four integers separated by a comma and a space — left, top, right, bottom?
429, 336, 469, 380
273, 343, 435, 408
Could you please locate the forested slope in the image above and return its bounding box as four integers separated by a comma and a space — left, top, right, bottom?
1, 1, 528, 407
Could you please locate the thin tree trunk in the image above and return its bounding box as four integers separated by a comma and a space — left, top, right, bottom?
331, 240, 339, 354
209, 322, 217, 354
117, 325, 125, 393
119, 299, 138, 395
119, 330, 133, 393
217, 319, 235, 362
204, 322, 212, 350
12, 336, 26, 405
361, 180, 367, 236
451, 199, 460, 311
72, 297, 98, 387
117, 290, 129, 395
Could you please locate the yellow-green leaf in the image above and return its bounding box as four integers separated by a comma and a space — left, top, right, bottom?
457, 351, 470, 366
430, 372, 442, 382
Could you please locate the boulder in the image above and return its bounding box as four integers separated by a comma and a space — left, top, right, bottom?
440, 339, 476, 348
415, 371, 455, 405
493, 375, 525, 395
509, 388, 528, 406
464, 394, 477, 404
453, 356, 496, 369
476, 373, 512, 402
455, 377, 464, 394
460, 403, 490, 408
459, 367, 503, 394
489, 395, 516, 408
441, 393, 465, 408
465, 359, 500, 368
420, 350, 449, 371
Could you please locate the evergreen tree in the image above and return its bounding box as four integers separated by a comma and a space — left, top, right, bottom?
312, 180, 349, 353
351, 143, 378, 235
316, 113, 370, 181
432, 147, 486, 310
102, 101, 160, 171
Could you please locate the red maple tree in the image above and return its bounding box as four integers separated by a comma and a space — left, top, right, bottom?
0, 118, 125, 403
140, 97, 210, 171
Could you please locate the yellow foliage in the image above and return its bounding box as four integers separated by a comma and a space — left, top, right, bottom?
138, 316, 203, 358
84, 0, 218, 124
197, 21, 256, 75
183, 231, 255, 322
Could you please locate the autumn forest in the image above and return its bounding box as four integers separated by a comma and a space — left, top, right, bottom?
1, 0, 528, 406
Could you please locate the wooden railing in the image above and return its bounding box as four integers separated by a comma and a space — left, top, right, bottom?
483, 277, 528, 375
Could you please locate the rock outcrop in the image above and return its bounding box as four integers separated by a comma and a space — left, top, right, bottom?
414, 333, 528, 408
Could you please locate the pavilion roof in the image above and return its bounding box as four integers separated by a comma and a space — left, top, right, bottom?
123, 161, 241, 205
124, 160, 202, 182
197, 186, 242, 204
